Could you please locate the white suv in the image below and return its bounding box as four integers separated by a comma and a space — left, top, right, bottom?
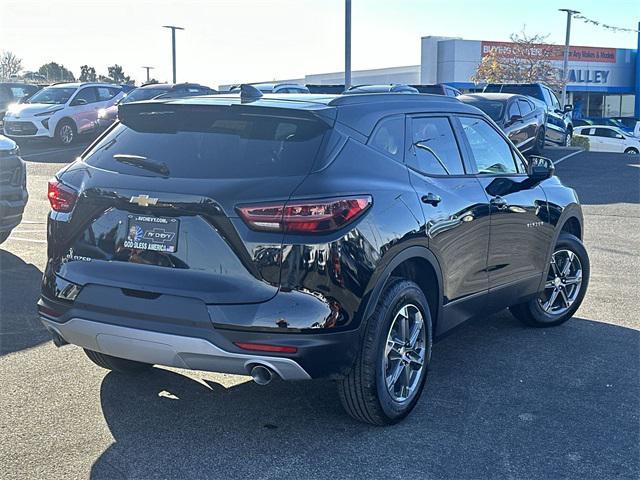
3, 83, 124, 145
574, 125, 640, 155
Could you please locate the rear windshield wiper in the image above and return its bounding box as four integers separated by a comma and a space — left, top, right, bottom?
113, 154, 170, 176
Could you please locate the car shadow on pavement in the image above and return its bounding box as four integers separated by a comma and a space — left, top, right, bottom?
0, 249, 49, 356
91, 312, 639, 480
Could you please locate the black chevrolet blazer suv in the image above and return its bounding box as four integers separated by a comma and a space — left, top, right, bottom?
39, 90, 589, 425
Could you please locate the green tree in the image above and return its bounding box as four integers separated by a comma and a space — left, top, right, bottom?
106, 64, 131, 84
38, 62, 76, 82
79, 65, 97, 82
0, 51, 23, 80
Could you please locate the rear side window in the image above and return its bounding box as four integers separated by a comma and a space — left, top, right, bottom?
517, 99, 533, 115
459, 116, 519, 175
409, 117, 464, 175
507, 102, 520, 119
594, 128, 617, 138
96, 87, 118, 101
83, 106, 329, 179
368, 116, 404, 161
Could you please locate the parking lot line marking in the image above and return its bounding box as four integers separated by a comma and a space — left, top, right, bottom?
554, 149, 584, 165
20, 220, 45, 224
11, 230, 46, 234
7, 237, 47, 243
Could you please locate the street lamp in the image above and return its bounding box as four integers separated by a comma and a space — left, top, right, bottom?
345, 0, 352, 90
559, 9, 580, 107
141, 66, 154, 83
162, 25, 184, 83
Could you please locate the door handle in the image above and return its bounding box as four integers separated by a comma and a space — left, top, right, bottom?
421, 193, 441, 206
490, 195, 508, 210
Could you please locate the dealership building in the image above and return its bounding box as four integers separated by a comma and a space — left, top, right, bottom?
271, 32, 639, 120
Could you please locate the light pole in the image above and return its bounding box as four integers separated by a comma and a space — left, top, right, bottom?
162, 25, 184, 83
559, 9, 579, 107
141, 66, 154, 83
345, 0, 352, 90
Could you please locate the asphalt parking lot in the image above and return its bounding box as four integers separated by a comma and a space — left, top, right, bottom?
0, 143, 638, 479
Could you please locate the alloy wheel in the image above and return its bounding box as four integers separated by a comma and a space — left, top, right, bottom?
383, 304, 427, 402
538, 249, 583, 316
59, 124, 74, 145
565, 133, 572, 147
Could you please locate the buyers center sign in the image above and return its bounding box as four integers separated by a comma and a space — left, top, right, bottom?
481, 41, 616, 63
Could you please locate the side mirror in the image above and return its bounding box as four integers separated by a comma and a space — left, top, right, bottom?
615, 134, 624, 139
509, 114, 523, 125
563, 104, 573, 113
71, 98, 88, 106
528, 155, 555, 181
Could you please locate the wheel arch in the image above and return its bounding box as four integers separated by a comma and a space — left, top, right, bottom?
538, 204, 584, 291
361, 246, 443, 333
54, 116, 77, 135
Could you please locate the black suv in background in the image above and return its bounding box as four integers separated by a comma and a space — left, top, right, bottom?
459, 93, 546, 154
0, 134, 28, 244
484, 83, 574, 146
39, 92, 589, 425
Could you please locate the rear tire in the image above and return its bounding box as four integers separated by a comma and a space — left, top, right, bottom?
338, 278, 432, 425
55, 120, 76, 146
84, 348, 153, 373
510, 233, 589, 327
0, 231, 10, 245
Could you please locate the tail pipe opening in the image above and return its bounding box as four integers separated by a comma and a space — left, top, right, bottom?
250, 364, 275, 385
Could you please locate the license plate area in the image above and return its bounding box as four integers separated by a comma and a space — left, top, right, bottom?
124, 214, 179, 253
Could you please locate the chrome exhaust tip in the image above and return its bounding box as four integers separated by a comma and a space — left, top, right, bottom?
250, 365, 274, 385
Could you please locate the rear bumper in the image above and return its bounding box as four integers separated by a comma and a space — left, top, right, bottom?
40, 316, 312, 380
38, 289, 362, 379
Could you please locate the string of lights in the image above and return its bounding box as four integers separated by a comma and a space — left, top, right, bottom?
573, 14, 639, 34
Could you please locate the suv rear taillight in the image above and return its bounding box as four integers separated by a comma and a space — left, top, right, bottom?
237, 196, 372, 234
47, 178, 78, 212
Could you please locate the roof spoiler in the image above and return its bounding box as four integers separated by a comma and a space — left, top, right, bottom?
239, 84, 263, 102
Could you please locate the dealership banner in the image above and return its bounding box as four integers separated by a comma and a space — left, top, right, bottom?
481, 41, 616, 63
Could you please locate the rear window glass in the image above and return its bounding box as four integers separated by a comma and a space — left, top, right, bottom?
465, 99, 504, 121
83, 107, 328, 178
486, 85, 543, 101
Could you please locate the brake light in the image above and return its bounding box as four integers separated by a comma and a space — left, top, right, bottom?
237, 196, 372, 234
47, 178, 78, 212
234, 342, 297, 354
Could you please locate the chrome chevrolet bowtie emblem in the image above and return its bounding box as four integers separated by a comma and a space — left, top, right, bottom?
129, 195, 158, 207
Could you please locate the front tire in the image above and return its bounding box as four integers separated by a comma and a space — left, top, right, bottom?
510, 233, 589, 327
84, 348, 153, 374
55, 120, 76, 146
338, 279, 432, 425
564, 130, 572, 147
624, 147, 639, 155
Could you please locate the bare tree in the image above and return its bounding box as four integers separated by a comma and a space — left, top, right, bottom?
0, 51, 23, 80
472, 30, 566, 91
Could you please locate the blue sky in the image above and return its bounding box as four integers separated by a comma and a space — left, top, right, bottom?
1, 0, 638, 86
